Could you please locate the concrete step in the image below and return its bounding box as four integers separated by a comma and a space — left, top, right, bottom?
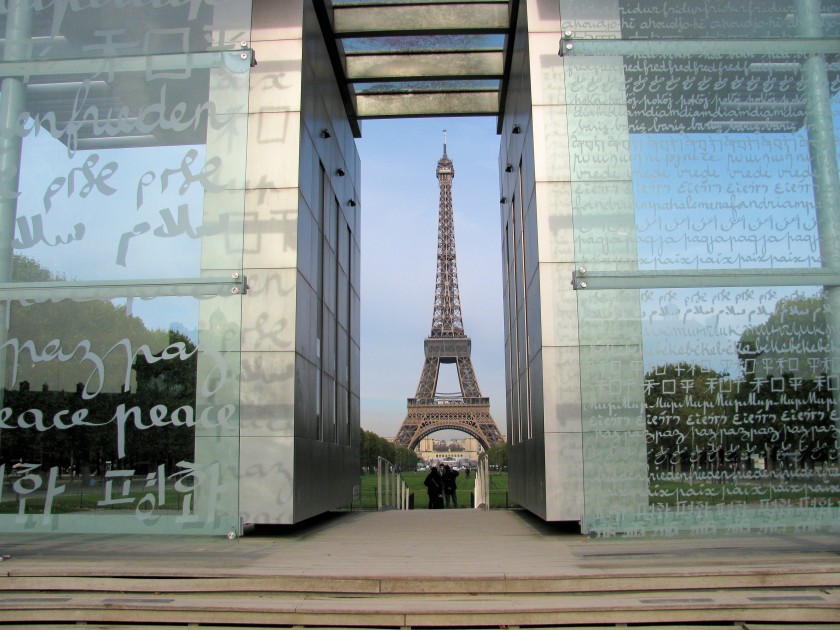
1, 512, 838, 628
2, 565, 840, 595
1, 587, 839, 627
6, 626, 840, 630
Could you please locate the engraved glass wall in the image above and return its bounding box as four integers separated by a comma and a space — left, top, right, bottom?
0, 1, 252, 534
561, 0, 840, 535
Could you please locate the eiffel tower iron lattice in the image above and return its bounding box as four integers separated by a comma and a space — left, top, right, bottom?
393, 133, 505, 451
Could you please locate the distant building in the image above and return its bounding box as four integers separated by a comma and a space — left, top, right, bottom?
415, 437, 482, 465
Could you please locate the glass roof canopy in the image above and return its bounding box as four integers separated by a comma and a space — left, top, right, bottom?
313, 0, 518, 136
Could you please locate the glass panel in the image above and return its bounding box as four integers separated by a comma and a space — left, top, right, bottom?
0, 2, 251, 535
566, 51, 839, 271
560, 0, 840, 39
0, 1, 253, 61
565, 0, 840, 536
579, 285, 839, 536
0, 293, 242, 534
5, 54, 250, 282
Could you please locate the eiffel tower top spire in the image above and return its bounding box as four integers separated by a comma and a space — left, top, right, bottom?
431, 130, 462, 338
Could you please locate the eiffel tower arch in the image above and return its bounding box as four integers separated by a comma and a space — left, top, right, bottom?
394, 135, 505, 452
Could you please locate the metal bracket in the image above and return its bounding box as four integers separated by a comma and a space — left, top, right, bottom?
571, 266, 587, 290
559, 30, 574, 57
230, 272, 249, 295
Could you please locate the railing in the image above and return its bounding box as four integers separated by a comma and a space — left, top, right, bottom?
376, 457, 410, 511
473, 452, 490, 510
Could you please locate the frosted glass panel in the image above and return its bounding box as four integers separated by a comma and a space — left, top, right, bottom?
563, 0, 840, 536
0, 1, 251, 535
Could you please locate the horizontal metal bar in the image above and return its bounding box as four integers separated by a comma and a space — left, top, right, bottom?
571, 268, 840, 291
346, 51, 504, 80
560, 37, 840, 57
356, 90, 499, 117
0, 275, 247, 301
0, 50, 253, 79
335, 3, 509, 36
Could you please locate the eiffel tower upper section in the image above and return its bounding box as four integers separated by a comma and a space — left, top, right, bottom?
431, 132, 465, 340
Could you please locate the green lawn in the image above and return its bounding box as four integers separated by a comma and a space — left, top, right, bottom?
1, 472, 513, 515
345, 471, 511, 510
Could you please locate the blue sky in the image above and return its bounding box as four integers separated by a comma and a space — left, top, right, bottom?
356, 117, 507, 439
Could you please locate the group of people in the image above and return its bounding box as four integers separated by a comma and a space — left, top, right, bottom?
423, 464, 459, 509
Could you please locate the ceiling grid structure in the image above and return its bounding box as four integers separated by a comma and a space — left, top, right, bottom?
312, 0, 519, 136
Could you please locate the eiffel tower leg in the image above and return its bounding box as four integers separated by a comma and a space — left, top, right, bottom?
415, 357, 440, 401
394, 357, 441, 447
455, 356, 482, 398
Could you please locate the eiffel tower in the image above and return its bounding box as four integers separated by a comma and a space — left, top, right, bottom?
393, 133, 505, 451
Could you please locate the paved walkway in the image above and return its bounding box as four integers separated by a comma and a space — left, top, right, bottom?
2, 509, 839, 581
1, 510, 839, 628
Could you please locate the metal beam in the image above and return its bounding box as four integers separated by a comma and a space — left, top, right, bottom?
0, 50, 253, 79
356, 90, 499, 118
0, 275, 247, 300
312, 0, 361, 137
571, 267, 840, 291
560, 36, 840, 57
346, 51, 504, 81
496, 0, 519, 134
335, 2, 509, 37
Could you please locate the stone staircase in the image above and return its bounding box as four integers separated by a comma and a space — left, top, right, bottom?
1, 510, 839, 628
3, 562, 839, 627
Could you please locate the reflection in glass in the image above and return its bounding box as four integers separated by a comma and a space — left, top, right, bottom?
0, 284, 242, 529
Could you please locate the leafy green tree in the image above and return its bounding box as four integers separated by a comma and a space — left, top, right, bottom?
487, 443, 508, 468
737, 291, 830, 381
733, 291, 835, 470
359, 429, 395, 472
393, 446, 420, 471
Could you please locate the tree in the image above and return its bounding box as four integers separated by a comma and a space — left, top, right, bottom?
393, 446, 420, 471
487, 443, 507, 469
737, 290, 830, 381
734, 291, 836, 470
359, 429, 395, 472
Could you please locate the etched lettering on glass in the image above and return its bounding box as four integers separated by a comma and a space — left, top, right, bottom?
0, 0, 249, 533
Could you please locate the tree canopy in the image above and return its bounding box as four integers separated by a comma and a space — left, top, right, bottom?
359, 429, 419, 472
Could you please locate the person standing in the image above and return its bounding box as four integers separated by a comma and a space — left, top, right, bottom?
424, 465, 444, 509
442, 465, 459, 508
